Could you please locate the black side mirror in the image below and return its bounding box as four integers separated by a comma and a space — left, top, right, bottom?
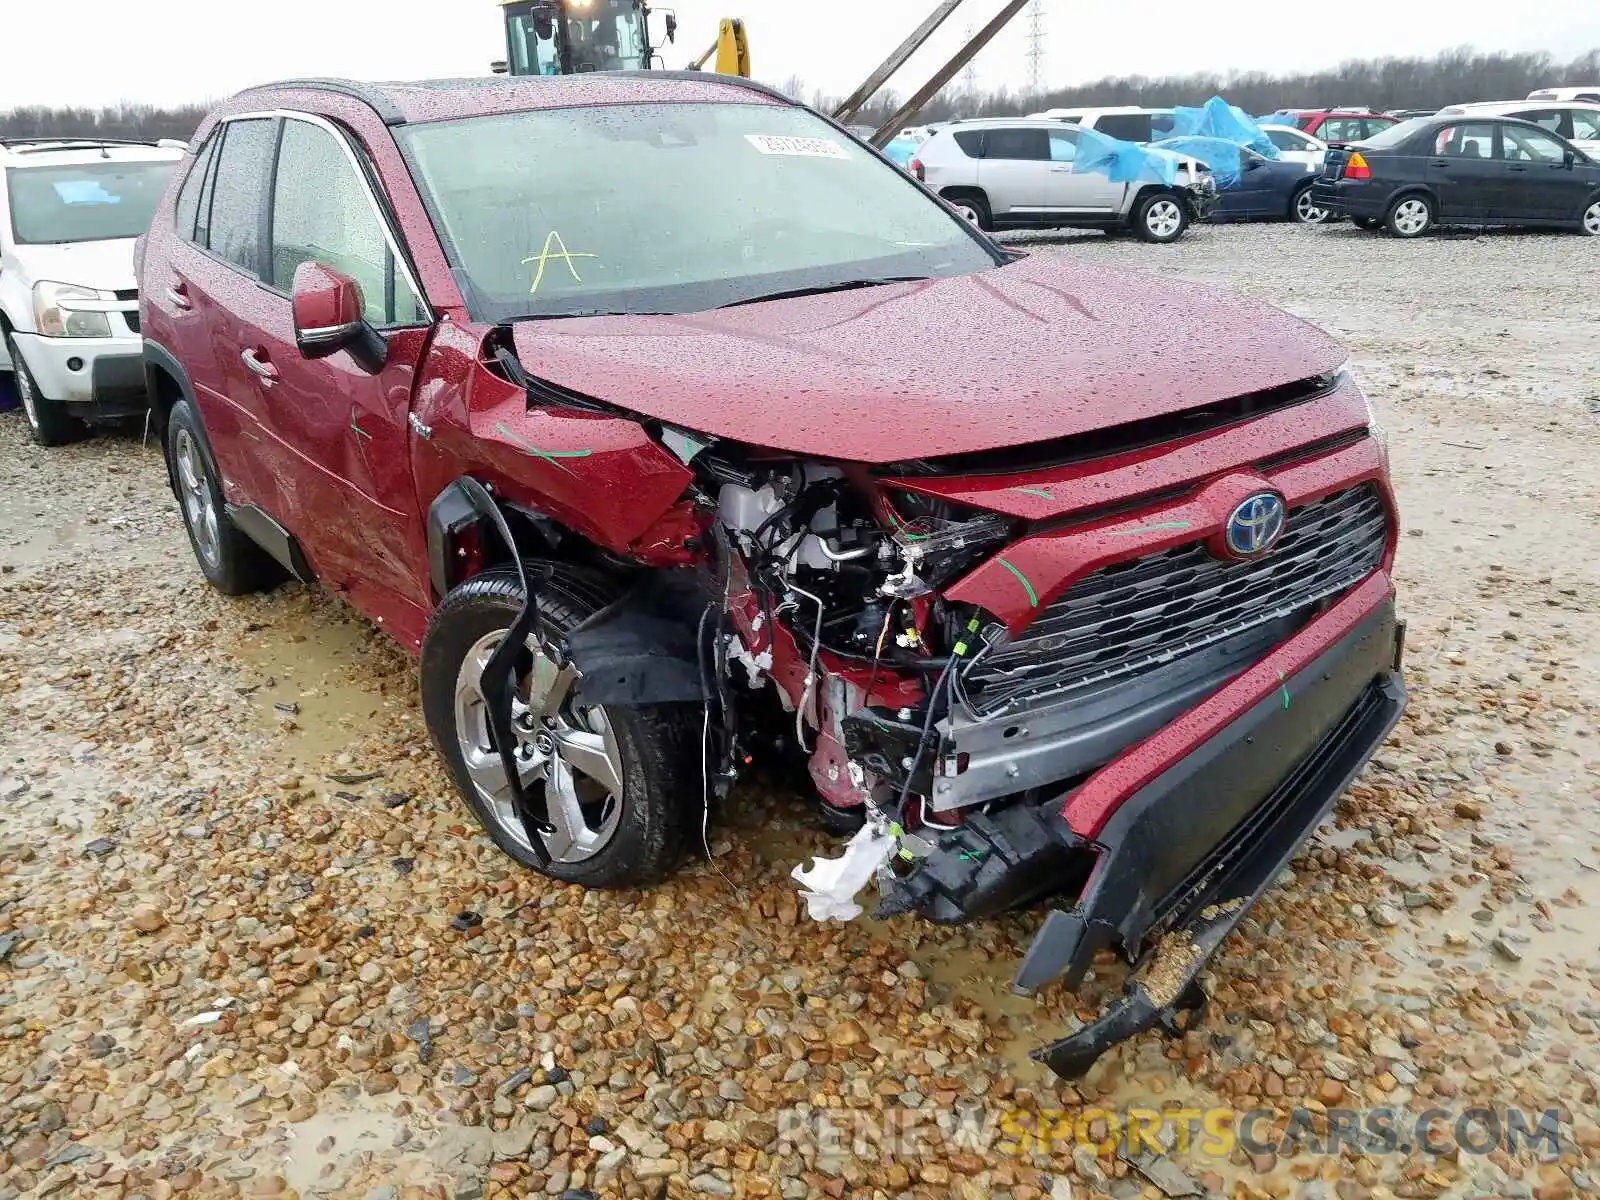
665, 13, 678, 42
1243, 154, 1263, 171
1565, 148, 1577, 167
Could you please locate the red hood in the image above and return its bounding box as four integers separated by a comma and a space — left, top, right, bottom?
507, 256, 1345, 464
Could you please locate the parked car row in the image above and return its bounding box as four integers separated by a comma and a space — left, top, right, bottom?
0, 137, 185, 444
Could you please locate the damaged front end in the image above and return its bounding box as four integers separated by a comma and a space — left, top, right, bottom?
472, 342, 1406, 1081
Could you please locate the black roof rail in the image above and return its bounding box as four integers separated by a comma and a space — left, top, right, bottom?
0, 136, 170, 150
229, 77, 407, 125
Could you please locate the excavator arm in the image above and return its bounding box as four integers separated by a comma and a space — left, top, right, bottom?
687, 18, 752, 77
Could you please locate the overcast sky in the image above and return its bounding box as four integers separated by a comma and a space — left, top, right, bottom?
4, 0, 1598, 111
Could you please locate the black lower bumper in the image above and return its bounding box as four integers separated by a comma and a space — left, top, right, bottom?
878, 598, 1406, 1078
68, 355, 150, 420
1027, 601, 1406, 1077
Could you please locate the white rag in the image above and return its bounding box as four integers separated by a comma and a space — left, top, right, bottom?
791, 822, 897, 921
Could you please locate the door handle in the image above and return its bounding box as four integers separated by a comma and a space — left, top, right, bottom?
1507, 164, 1529, 172
166, 283, 192, 310
1049, 165, 1073, 173
241, 348, 280, 385
1429, 160, 1450, 168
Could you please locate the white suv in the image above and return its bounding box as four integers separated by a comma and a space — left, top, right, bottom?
0, 138, 183, 444
912, 119, 1215, 242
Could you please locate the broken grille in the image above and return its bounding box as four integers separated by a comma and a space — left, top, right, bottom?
963, 484, 1389, 715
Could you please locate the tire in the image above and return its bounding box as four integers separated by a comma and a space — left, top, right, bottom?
5, 332, 81, 447
1385, 194, 1435, 238
1351, 217, 1382, 230
942, 190, 992, 231
1291, 184, 1330, 225
1133, 191, 1189, 243
420, 565, 698, 888
1581, 196, 1600, 236
164, 399, 279, 596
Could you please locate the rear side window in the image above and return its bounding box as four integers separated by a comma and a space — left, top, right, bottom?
173, 133, 218, 240
1434, 123, 1498, 158
952, 130, 985, 157
269, 118, 423, 327
205, 118, 279, 278
1047, 129, 1078, 162
984, 128, 1049, 161
1318, 118, 1366, 142
1571, 110, 1600, 140
1265, 128, 1306, 151
1095, 113, 1154, 141
1514, 108, 1566, 134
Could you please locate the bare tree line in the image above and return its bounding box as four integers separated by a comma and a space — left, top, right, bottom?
1, 45, 1595, 143
783, 45, 1600, 127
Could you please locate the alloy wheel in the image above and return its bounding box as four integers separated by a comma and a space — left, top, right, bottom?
8, 342, 40, 434
1392, 199, 1430, 236
1145, 199, 1183, 239
1295, 190, 1329, 224
453, 630, 625, 863
174, 427, 221, 570
1583, 200, 1600, 236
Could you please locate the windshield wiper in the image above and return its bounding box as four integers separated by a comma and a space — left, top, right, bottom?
717, 276, 933, 309
511, 309, 675, 321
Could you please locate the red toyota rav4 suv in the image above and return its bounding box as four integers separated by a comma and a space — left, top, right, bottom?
138, 73, 1405, 1077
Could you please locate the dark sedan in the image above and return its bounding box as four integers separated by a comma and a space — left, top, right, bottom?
1312, 114, 1600, 237
1208, 148, 1330, 224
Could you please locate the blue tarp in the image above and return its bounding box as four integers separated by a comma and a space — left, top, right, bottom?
1150, 135, 1255, 189
1170, 97, 1278, 157
1074, 125, 1182, 185
882, 135, 918, 168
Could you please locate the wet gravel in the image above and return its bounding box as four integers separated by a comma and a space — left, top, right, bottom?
1, 223, 1598, 1199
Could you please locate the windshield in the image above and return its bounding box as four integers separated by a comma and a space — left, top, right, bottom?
6, 160, 175, 245
505, 4, 649, 75
396, 102, 996, 320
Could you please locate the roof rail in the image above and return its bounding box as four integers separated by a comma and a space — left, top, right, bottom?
0, 136, 175, 151
228, 77, 409, 125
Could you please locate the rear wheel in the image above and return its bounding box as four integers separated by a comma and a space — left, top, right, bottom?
1581, 197, 1600, 236
165, 399, 279, 595
942, 189, 992, 231
1385, 194, 1435, 238
5, 333, 80, 447
1133, 192, 1189, 243
421, 566, 698, 888
1291, 184, 1330, 224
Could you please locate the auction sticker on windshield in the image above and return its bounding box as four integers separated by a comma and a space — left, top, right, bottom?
745, 134, 849, 159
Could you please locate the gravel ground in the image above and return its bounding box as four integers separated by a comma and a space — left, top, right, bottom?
0, 223, 1597, 1200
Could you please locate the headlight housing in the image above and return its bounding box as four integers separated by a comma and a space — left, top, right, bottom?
33, 281, 112, 338
1338, 360, 1387, 456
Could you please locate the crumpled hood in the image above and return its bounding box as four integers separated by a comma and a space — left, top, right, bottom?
10, 238, 137, 293
508, 255, 1345, 464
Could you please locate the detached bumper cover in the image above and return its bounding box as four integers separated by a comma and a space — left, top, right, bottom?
878, 579, 1405, 1079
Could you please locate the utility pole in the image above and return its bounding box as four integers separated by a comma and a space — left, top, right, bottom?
1026, 0, 1045, 97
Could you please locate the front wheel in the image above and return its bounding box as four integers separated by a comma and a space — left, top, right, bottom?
1580, 197, 1600, 236
1133, 192, 1189, 243
1291, 185, 1330, 225
1385, 194, 1435, 238
420, 565, 697, 888
5, 333, 80, 447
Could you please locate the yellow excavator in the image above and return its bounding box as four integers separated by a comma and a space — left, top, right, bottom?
492, 0, 1032, 151
494, 0, 749, 78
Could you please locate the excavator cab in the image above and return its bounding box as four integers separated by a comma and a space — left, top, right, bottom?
499, 0, 658, 76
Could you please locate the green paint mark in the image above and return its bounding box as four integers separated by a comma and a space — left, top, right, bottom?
884, 510, 930, 542
494, 422, 593, 472
996, 557, 1039, 608
959, 849, 987, 864
1105, 520, 1193, 537
348, 411, 372, 441
1010, 486, 1055, 501
1277, 669, 1291, 710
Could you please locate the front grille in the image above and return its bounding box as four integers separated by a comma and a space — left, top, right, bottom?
963, 484, 1388, 715
113, 289, 139, 301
